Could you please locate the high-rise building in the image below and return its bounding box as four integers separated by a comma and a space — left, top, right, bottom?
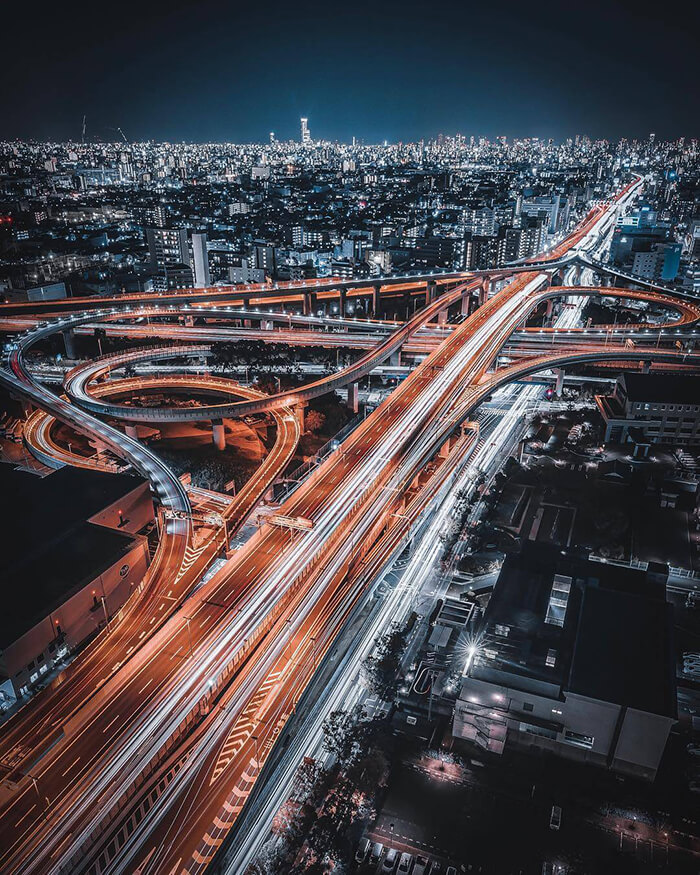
146, 228, 189, 271
190, 233, 210, 288
252, 243, 276, 276
520, 194, 566, 234
300, 117, 310, 144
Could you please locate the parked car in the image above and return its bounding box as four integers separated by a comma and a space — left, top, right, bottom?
383, 848, 399, 872
413, 856, 429, 875
398, 851, 414, 873
370, 842, 384, 866
355, 838, 371, 863
550, 804, 562, 830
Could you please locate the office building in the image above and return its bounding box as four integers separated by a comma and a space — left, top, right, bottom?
454, 543, 676, 781
146, 227, 190, 271
596, 373, 700, 445
520, 194, 567, 234
300, 117, 310, 144
630, 242, 681, 281
0, 467, 153, 701
190, 232, 211, 288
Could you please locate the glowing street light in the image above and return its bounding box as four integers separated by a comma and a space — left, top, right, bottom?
463, 643, 479, 677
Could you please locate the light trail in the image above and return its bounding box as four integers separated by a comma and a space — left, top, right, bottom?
3, 175, 672, 875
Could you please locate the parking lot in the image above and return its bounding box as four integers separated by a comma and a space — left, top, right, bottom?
352, 751, 700, 874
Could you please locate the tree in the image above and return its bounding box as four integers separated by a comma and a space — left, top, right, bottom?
359, 625, 406, 700
305, 410, 326, 433
321, 705, 366, 766
293, 758, 326, 805
347, 747, 389, 798
307, 812, 345, 864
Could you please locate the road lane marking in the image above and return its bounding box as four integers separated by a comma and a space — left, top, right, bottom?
16, 803, 37, 827
60, 756, 81, 776
102, 714, 120, 734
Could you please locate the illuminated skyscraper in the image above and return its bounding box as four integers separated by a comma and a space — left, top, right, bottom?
190, 232, 210, 288
300, 117, 310, 144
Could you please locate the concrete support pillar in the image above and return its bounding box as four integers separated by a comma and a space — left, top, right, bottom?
261, 319, 273, 330
371, 285, 380, 316
62, 329, 77, 359
243, 319, 252, 329
212, 419, 226, 451
478, 283, 487, 307
437, 308, 448, 326
295, 402, 307, 432
184, 315, 195, 327
426, 281, 438, 303
303, 292, 312, 316
461, 293, 470, 316
20, 399, 34, 419
641, 360, 651, 374
389, 349, 402, 367
125, 424, 139, 440
555, 368, 565, 398
338, 290, 346, 317
347, 380, 359, 413
545, 299, 554, 320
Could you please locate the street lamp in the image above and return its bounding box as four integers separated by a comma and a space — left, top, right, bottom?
184, 615, 194, 656
252, 734, 260, 768
463, 643, 478, 676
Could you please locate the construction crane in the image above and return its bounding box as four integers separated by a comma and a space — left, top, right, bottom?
106, 126, 128, 144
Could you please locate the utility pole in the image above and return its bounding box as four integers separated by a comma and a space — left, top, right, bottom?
428, 669, 437, 721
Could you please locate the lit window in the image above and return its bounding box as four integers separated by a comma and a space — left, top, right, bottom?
564, 729, 594, 749
545, 574, 571, 627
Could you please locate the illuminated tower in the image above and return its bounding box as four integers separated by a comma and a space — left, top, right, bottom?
300, 117, 310, 144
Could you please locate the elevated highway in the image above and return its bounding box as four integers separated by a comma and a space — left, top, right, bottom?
60, 283, 697, 424
7, 175, 690, 875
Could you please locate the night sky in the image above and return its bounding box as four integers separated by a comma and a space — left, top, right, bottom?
4, 0, 699, 143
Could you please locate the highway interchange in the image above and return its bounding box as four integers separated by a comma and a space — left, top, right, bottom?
1, 175, 699, 874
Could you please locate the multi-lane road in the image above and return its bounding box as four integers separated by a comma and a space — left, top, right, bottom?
4, 173, 696, 874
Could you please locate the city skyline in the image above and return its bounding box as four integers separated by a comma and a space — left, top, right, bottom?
4, 0, 699, 143
1, 6, 700, 872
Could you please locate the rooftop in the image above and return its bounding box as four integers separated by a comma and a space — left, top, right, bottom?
622, 372, 700, 406
471, 543, 675, 716
569, 581, 676, 717
0, 466, 145, 648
